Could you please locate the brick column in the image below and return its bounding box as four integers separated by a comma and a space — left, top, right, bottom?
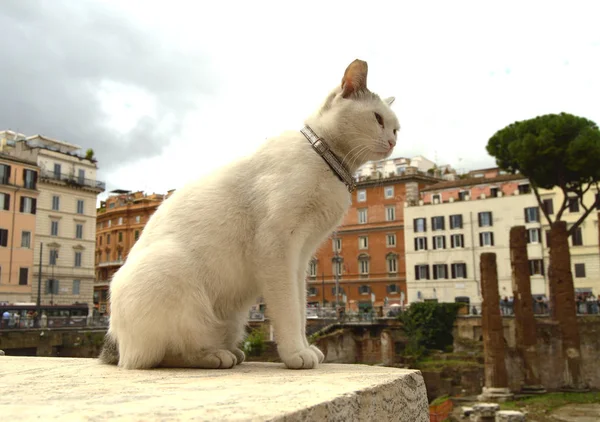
509, 226, 545, 393
478, 252, 513, 402
549, 221, 587, 391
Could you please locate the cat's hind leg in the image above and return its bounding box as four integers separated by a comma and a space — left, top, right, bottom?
160, 349, 238, 369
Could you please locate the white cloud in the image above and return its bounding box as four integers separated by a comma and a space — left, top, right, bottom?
95, 0, 600, 195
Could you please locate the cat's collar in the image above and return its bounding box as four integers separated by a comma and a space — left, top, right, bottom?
300, 125, 356, 193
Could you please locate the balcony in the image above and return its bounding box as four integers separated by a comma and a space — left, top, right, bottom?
97, 260, 124, 268
39, 169, 106, 191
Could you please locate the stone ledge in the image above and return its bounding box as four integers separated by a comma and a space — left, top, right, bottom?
0, 357, 428, 421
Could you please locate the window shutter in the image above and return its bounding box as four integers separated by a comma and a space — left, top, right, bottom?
479, 232, 483, 247
3, 194, 9, 210
45, 280, 50, 294
20, 196, 24, 212
451, 264, 456, 279
433, 266, 438, 280
488, 212, 493, 226
414, 265, 420, 280
524, 208, 529, 223
478, 212, 482, 226
32, 198, 37, 214
451, 235, 455, 248
541, 261, 545, 276
22, 168, 26, 185
6, 165, 10, 181
526, 230, 530, 243
490, 232, 495, 246
441, 217, 445, 230
414, 238, 418, 251
444, 264, 449, 279
423, 219, 427, 231
433, 238, 437, 250
33, 171, 38, 185
442, 236, 446, 249
425, 266, 430, 280
463, 264, 467, 278
424, 238, 428, 250
413, 219, 417, 232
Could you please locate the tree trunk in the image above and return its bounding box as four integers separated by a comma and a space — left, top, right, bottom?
480, 252, 508, 389
509, 226, 543, 390
548, 221, 586, 390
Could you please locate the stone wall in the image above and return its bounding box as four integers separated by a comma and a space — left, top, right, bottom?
455, 316, 600, 390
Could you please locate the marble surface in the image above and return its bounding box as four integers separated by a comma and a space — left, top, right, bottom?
1, 357, 428, 421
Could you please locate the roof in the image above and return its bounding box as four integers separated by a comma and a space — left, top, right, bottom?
0, 152, 39, 167
421, 173, 527, 192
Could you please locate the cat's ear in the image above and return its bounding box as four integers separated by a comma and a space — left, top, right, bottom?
385, 97, 395, 106
341, 59, 368, 98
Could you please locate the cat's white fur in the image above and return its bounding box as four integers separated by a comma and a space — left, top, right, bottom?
101, 59, 399, 370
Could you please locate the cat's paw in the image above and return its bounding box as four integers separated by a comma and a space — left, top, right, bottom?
281, 347, 319, 369
310, 345, 325, 363
200, 350, 237, 369
230, 348, 245, 365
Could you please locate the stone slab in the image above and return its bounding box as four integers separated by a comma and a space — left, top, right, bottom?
0, 357, 428, 421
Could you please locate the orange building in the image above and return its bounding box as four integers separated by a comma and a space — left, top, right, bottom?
307, 170, 440, 312
94, 189, 172, 315
0, 153, 40, 303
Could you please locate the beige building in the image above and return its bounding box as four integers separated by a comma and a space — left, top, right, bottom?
1, 132, 105, 310
0, 150, 40, 303
404, 168, 600, 308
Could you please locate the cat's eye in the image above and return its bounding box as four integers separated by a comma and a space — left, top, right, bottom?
393, 129, 398, 136
374, 112, 384, 127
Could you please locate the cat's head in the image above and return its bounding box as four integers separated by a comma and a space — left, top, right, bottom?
307, 59, 399, 172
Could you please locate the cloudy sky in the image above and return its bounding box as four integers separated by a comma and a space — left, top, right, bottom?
2, 0, 599, 200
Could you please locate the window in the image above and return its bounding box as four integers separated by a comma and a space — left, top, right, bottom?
332, 286, 344, 296
105, 251, 110, 261
527, 228, 541, 244
46, 279, 59, 295
52, 195, 60, 211
109, 203, 115, 209
387, 256, 398, 273
49, 250, 58, 265
543, 199, 554, 215
51, 221, 59, 236
449, 214, 463, 229
107, 234, 111, 244
524, 207, 539, 223
308, 260, 317, 277
74, 251, 82, 267
414, 218, 426, 233
479, 231, 495, 247
21, 231, 31, 248
458, 191, 469, 201
572, 227, 583, 246
118, 217, 123, 225
358, 257, 369, 274
431, 194, 441, 203
433, 264, 448, 280
478, 211, 493, 227
307, 286, 317, 297
433, 235, 446, 250
78, 169, 85, 184
431, 216, 445, 231
387, 284, 399, 294
107, 220, 112, 228
0, 229, 7, 247
19, 268, 28, 285
529, 259, 545, 276
451, 263, 467, 279
73, 280, 81, 295
53, 163, 61, 178
118, 250, 122, 261
0, 192, 9, 210
386, 234, 396, 247
358, 236, 368, 250
0, 164, 10, 184
118, 232, 123, 242
135, 215, 141, 224
359, 285, 370, 295
20, 197, 36, 214
386, 206, 395, 221
23, 169, 37, 189
333, 259, 343, 276
77, 200, 84, 214
568, 197, 579, 213
134, 230, 140, 241
358, 208, 367, 224
574, 263, 586, 278
518, 183, 531, 194
332, 237, 342, 252
414, 237, 427, 251
384, 186, 394, 199
450, 234, 464, 248
414, 265, 430, 280
357, 190, 366, 202
489, 187, 499, 198
99, 236, 103, 246
75, 224, 83, 240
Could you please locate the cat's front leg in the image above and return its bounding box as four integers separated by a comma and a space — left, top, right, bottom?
296, 266, 325, 363
262, 266, 320, 369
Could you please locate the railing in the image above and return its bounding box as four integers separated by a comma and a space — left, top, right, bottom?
39, 169, 106, 191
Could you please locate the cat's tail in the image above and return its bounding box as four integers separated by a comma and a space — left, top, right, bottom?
98, 333, 119, 365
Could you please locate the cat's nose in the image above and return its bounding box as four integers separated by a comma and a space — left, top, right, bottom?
388, 139, 396, 148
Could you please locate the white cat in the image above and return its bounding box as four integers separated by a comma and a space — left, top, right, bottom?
99, 59, 399, 370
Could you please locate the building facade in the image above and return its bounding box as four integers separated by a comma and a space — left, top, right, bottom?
0, 152, 40, 303
94, 190, 170, 315
1, 133, 105, 310
404, 168, 600, 308
307, 165, 441, 312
